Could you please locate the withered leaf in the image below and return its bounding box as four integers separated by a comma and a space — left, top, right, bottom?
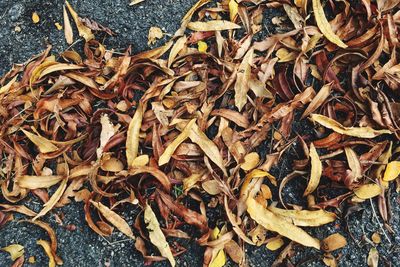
234, 47, 254, 111
144, 205, 176, 267
304, 143, 322, 196
187, 20, 240, 31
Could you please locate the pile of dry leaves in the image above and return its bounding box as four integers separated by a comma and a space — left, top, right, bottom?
1, 0, 400, 266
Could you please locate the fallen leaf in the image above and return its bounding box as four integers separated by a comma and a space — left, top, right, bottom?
130, 0, 145, 5
312, 0, 347, 48
96, 114, 118, 159
229, 0, 238, 22
367, 247, 379, 267
1, 244, 24, 261
36, 240, 55, 267
168, 35, 187, 67
21, 129, 58, 154
63, 5, 73, 44
266, 237, 284, 251
354, 184, 382, 199
148, 26, 164, 46
234, 47, 254, 111
241, 152, 260, 171
268, 206, 336, 227
144, 204, 175, 267
90, 201, 135, 239
65, 0, 94, 42
301, 83, 332, 119
32, 12, 40, 24
197, 41, 208, 53
310, 114, 392, 138
126, 103, 145, 167
246, 198, 320, 249
304, 143, 322, 196
17, 175, 64, 189
383, 161, 400, 181
321, 233, 347, 252
187, 20, 240, 31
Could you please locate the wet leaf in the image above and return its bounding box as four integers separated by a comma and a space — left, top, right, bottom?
247, 197, 320, 249
144, 204, 175, 267
311, 114, 392, 138
312, 0, 347, 48
304, 143, 322, 196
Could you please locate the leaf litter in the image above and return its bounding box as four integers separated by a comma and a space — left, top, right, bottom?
0, 0, 400, 266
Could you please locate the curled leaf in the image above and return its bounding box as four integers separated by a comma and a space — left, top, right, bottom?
1, 244, 24, 261
304, 143, 322, 196
21, 129, 58, 154
322, 233, 347, 252
187, 20, 240, 31
36, 240, 55, 267
354, 184, 382, 199
246, 198, 320, 249
144, 205, 175, 267
311, 114, 391, 138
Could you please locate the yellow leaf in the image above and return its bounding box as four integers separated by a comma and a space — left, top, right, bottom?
0, 75, 18, 95
197, 41, 208, 53
17, 175, 64, 189
321, 233, 347, 252
246, 198, 320, 249
304, 143, 322, 196
383, 161, 400, 181
55, 22, 63, 30
32, 12, 40, 24
90, 201, 135, 239
63, 5, 73, 44
168, 35, 187, 67
266, 237, 284, 251
33, 178, 68, 221
1, 244, 24, 261
234, 47, 254, 111
37, 240, 56, 267
65, 72, 98, 89
21, 129, 58, 154
159, 119, 196, 166
229, 0, 238, 22
148, 26, 164, 45
301, 83, 332, 119
367, 247, 379, 267
312, 0, 347, 48
344, 147, 362, 180
65, 0, 94, 42
187, 20, 240, 31
354, 183, 382, 199
240, 152, 260, 171
276, 48, 298, 62
126, 103, 146, 167
144, 205, 176, 267
268, 206, 336, 227
131, 154, 149, 167
209, 249, 226, 267
310, 114, 391, 138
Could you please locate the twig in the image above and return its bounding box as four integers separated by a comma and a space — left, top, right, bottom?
369, 198, 392, 245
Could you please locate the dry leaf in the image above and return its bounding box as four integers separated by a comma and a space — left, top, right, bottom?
65, 1, 94, 42
266, 237, 284, 251
63, 5, 73, 44
229, 0, 238, 22
1, 244, 24, 261
241, 152, 260, 171
304, 143, 322, 196
197, 41, 208, 53
234, 47, 254, 111
301, 83, 332, 119
344, 147, 362, 180
36, 240, 56, 267
312, 0, 347, 48
90, 201, 135, 239
321, 233, 347, 252
21, 129, 58, 154
367, 247, 379, 267
144, 205, 175, 267
383, 161, 400, 181
96, 114, 117, 159
33, 178, 67, 221
168, 35, 187, 67
268, 206, 336, 227
126, 103, 145, 167
246, 198, 320, 249
354, 184, 382, 199
17, 175, 64, 189
187, 20, 240, 31
159, 119, 195, 166
311, 114, 392, 138
32, 12, 40, 24
148, 27, 164, 46
130, 0, 145, 6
